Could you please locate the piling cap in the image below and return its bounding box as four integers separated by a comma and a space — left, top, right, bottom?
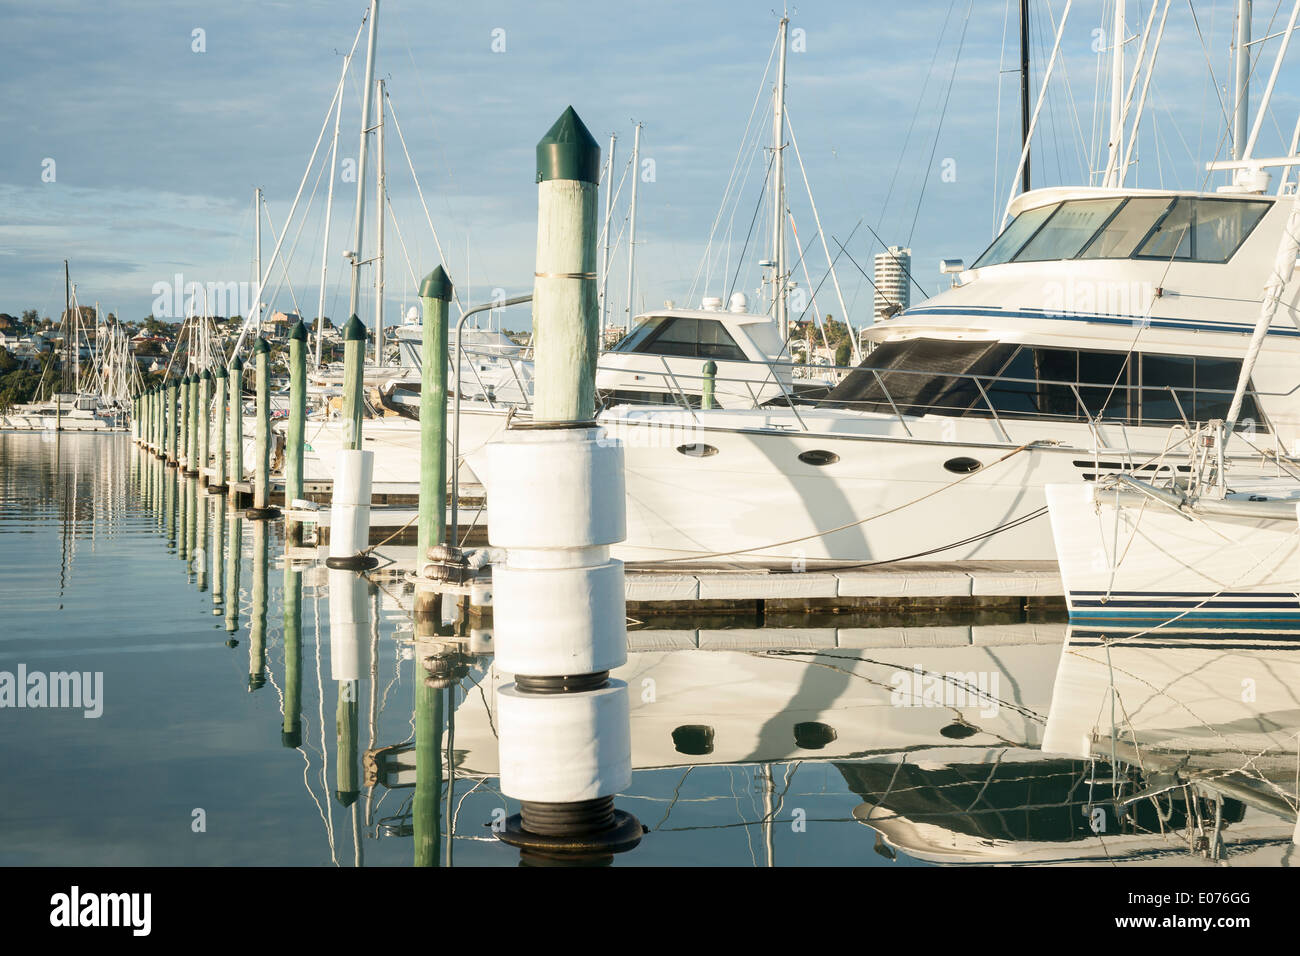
703, 360, 718, 374
289, 319, 307, 342
344, 314, 366, 342
201, 369, 212, 381
229, 355, 244, 372
252, 336, 270, 355
419, 266, 453, 302
213, 365, 227, 379
536, 106, 600, 184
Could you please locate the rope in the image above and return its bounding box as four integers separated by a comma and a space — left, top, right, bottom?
642, 438, 1051, 565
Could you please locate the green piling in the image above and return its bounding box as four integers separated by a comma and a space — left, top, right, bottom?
199, 370, 212, 483
341, 315, 366, 450
166, 380, 178, 465
532, 106, 601, 423
188, 373, 201, 476
247, 338, 279, 520
285, 319, 308, 543
416, 266, 452, 618
228, 356, 244, 489
212, 367, 228, 491
179, 374, 191, 470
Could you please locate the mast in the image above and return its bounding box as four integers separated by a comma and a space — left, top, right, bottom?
625, 122, 641, 330
348, 0, 380, 325
1019, 0, 1031, 192
1105, 1, 1125, 186
254, 187, 263, 341
374, 77, 386, 366
600, 132, 616, 336
1234, 0, 1252, 162
772, 15, 789, 339
317, 52, 350, 368
63, 259, 70, 393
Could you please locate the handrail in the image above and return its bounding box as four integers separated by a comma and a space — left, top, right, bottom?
452, 294, 532, 544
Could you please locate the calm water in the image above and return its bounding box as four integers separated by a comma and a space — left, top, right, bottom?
1, 432, 1296, 866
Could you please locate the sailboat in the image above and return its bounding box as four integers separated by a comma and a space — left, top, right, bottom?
295, 13, 849, 488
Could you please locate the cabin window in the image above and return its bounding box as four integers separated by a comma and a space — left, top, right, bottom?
972, 203, 1059, 268
818, 338, 1014, 415
1078, 197, 1173, 258
973, 196, 1270, 267
612, 316, 747, 361
1014, 198, 1124, 262
819, 339, 1264, 428
1133, 197, 1270, 263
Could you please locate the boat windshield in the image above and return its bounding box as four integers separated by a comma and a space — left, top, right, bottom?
973, 196, 1270, 268
818, 337, 1264, 427
611, 316, 747, 361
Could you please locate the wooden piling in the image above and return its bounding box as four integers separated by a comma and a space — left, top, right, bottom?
285, 319, 308, 543
416, 266, 452, 619
247, 337, 280, 520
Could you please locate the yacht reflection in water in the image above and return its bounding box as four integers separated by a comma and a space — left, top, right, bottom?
423, 617, 1297, 865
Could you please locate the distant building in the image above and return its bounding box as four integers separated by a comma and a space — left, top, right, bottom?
262, 311, 301, 341
873, 246, 911, 322
602, 326, 626, 350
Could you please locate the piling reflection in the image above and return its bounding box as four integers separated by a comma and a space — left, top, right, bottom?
248, 519, 268, 691
328, 569, 369, 808
211, 493, 225, 616
224, 513, 242, 640
195, 486, 208, 593
282, 557, 302, 748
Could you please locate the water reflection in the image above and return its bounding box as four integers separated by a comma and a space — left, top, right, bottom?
2, 434, 1297, 867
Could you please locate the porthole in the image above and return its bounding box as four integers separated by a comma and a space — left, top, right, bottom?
676, 443, 718, 458
793, 721, 837, 750
798, 449, 839, 466
943, 456, 981, 474
672, 724, 715, 756
939, 722, 977, 739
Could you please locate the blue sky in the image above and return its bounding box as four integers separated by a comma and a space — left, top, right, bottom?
2, 0, 1297, 333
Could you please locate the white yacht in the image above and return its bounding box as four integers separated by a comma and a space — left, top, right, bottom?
2, 393, 128, 431
295, 294, 800, 486
548, 184, 1300, 567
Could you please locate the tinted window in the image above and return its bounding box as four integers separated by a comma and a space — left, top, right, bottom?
1135, 198, 1270, 262
618, 316, 747, 361
819, 339, 1014, 414
972, 203, 1059, 268
1078, 197, 1174, 258
825, 340, 1263, 428
1015, 199, 1123, 262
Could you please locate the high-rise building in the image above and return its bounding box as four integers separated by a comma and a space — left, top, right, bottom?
873, 246, 911, 321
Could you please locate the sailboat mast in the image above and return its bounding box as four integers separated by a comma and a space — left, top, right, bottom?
1019, 0, 1031, 192
600, 132, 616, 335
626, 122, 641, 330
1234, 0, 1252, 161
772, 15, 789, 339
63, 259, 70, 393
254, 186, 262, 342
348, 0, 380, 325
317, 53, 350, 368
374, 78, 386, 366
1106, 0, 1125, 186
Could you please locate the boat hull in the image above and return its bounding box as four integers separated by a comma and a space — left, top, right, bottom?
1046, 483, 1300, 620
